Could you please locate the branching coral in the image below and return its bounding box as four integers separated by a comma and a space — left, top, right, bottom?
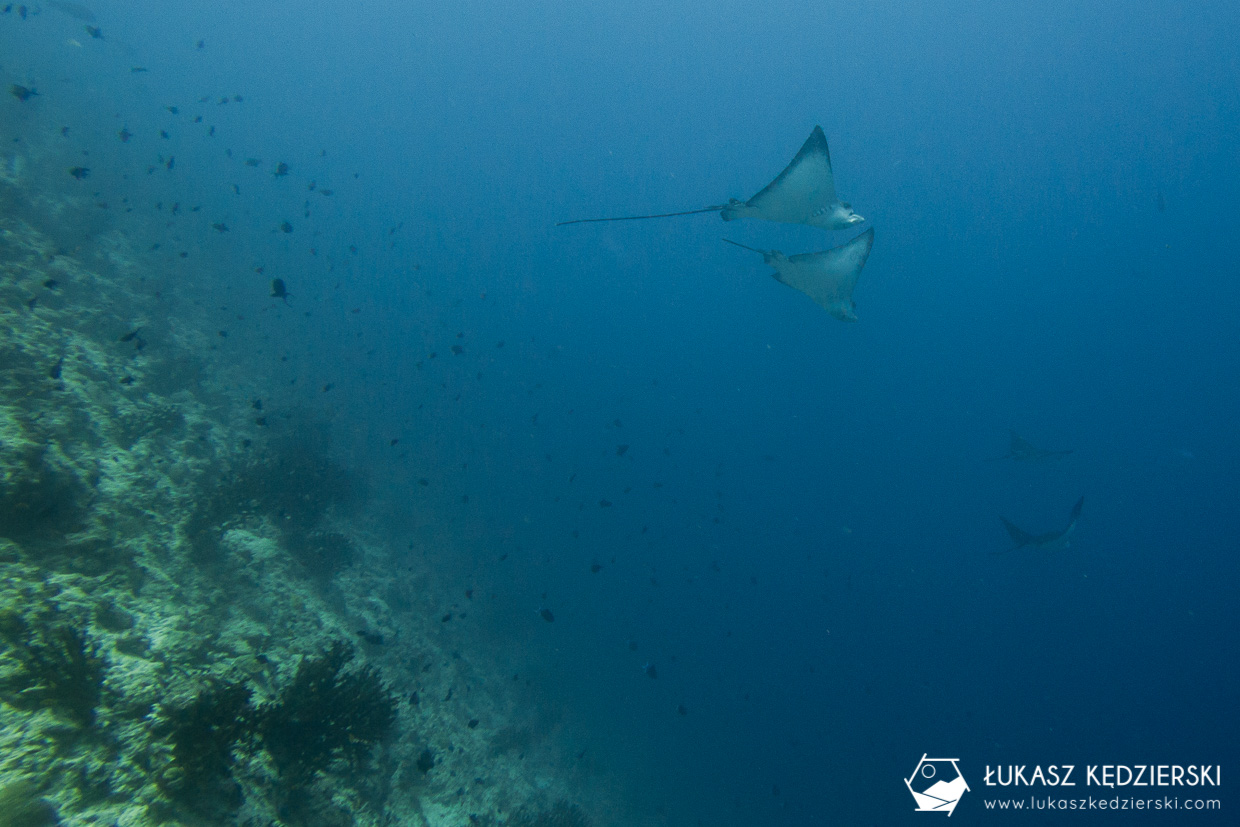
0, 611, 105, 727
160, 679, 254, 811
256, 641, 396, 784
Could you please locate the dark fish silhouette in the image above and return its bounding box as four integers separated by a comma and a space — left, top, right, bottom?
998, 497, 1084, 552
9, 84, 37, 102
84, 24, 102, 38
68, 167, 90, 180
273, 162, 289, 177
558, 126, 864, 230
270, 278, 289, 303
1001, 430, 1073, 462
46, 1, 96, 22
539, 607, 555, 623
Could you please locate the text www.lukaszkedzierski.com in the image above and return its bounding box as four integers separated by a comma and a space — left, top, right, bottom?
982, 796, 1221, 811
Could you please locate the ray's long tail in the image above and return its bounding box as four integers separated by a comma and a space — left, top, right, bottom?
555, 205, 726, 227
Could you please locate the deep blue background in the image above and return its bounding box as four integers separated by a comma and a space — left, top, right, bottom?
3, 0, 1237, 823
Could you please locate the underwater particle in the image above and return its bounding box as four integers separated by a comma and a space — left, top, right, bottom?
68, 164, 90, 178
538, 607, 555, 623
616, 444, 628, 456
643, 662, 657, 679
416, 748, 435, 774
627, 640, 638, 651
418, 478, 429, 486
269, 278, 289, 302
9, 84, 37, 101
279, 220, 292, 233
467, 718, 479, 729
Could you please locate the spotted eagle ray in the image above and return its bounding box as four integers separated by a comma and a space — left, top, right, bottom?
722, 228, 874, 321
1001, 430, 1073, 462
998, 496, 1084, 552
557, 126, 864, 230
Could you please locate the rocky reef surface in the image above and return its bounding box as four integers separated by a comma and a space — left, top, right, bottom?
0, 181, 596, 826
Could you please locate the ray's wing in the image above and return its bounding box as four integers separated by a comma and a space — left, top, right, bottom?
770, 228, 874, 320
742, 126, 838, 223
999, 516, 1033, 548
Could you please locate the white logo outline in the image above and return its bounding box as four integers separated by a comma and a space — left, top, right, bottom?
906, 753, 970, 816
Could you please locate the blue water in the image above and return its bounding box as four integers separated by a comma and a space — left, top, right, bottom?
3, 0, 1237, 823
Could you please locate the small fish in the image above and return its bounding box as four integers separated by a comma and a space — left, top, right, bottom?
48, 356, 64, 380
119, 328, 142, 343
450, 345, 464, 355
269, 278, 289, 302
117, 127, 132, 142
196, 39, 204, 49
131, 66, 148, 73
84, 24, 102, 38
165, 105, 179, 115
43, 279, 59, 290
273, 161, 289, 177
9, 84, 37, 102
590, 562, 602, 573
279, 221, 292, 233
616, 444, 629, 456
599, 499, 612, 508
119, 376, 136, 386
159, 129, 169, 139
538, 607, 555, 623
211, 222, 229, 233
251, 398, 262, 410
643, 663, 658, 679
